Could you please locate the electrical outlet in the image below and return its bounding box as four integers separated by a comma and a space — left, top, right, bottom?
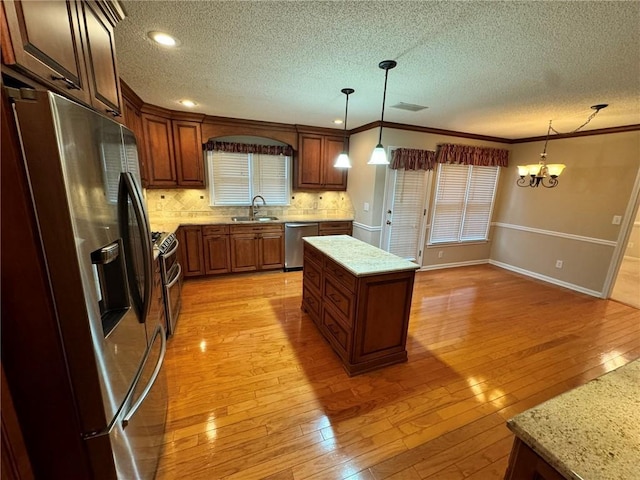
313, 202, 318, 209
438, 251, 444, 259
612, 215, 622, 225
555, 260, 563, 269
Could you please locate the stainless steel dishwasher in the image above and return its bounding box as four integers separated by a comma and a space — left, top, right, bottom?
284, 222, 319, 271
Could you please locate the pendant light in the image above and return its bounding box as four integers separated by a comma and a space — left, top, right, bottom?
368, 60, 397, 165
334, 88, 355, 168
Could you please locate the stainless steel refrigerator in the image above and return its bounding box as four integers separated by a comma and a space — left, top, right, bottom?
10, 89, 167, 478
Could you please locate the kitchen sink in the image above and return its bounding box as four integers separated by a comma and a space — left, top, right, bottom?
230, 216, 278, 222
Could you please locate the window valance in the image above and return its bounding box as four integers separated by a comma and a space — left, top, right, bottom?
203, 140, 293, 156
390, 148, 437, 170
435, 143, 509, 167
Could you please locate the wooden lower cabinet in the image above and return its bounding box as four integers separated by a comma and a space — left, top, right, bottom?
177, 226, 204, 277
302, 242, 415, 375
202, 225, 230, 274
230, 224, 284, 272
504, 438, 566, 480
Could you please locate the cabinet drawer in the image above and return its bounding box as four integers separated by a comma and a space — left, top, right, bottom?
202, 225, 229, 236
324, 276, 354, 326
319, 221, 352, 234
304, 243, 323, 266
324, 258, 356, 292
303, 259, 322, 292
322, 307, 350, 357
302, 286, 321, 325
230, 224, 283, 235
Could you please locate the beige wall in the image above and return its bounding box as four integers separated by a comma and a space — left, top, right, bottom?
491, 130, 640, 295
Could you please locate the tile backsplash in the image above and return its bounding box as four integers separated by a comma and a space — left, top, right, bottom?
145, 189, 354, 219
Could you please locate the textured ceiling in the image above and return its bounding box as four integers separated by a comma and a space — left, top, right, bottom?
115, 1, 640, 139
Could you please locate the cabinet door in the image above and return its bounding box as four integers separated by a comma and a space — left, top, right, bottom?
259, 233, 284, 270
230, 234, 258, 272
79, 1, 121, 118
322, 136, 347, 190
2, 0, 91, 105
142, 114, 177, 187
180, 226, 204, 276
203, 235, 230, 275
172, 120, 204, 187
296, 134, 323, 188
122, 98, 148, 186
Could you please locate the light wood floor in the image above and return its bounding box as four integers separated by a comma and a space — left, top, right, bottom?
157, 265, 640, 480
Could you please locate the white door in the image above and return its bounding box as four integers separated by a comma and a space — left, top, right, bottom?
381, 167, 431, 263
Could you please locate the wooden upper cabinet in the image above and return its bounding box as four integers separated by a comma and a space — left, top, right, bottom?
172, 120, 204, 187
1, 1, 124, 118
1, 0, 91, 104
79, 1, 122, 118
142, 113, 177, 186
122, 97, 148, 185
295, 133, 347, 191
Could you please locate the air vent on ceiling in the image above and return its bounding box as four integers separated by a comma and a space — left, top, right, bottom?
390, 102, 428, 112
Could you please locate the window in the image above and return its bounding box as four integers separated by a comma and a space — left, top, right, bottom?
429, 164, 499, 244
207, 151, 291, 205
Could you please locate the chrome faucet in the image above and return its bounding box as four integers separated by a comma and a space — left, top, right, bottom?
249, 195, 266, 219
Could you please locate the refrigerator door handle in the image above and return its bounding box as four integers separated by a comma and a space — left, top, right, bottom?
118, 172, 153, 324
122, 324, 167, 428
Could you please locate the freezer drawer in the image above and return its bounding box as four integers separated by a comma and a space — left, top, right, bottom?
284, 223, 319, 270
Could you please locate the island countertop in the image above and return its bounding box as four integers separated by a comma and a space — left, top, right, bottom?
507, 358, 640, 480
303, 235, 419, 277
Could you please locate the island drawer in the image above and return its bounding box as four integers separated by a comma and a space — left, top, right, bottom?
324, 257, 356, 292
303, 259, 322, 292
322, 306, 350, 358
323, 276, 354, 326
202, 225, 229, 236
303, 243, 323, 267
302, 286, 321, 325
319, 221, 352, 236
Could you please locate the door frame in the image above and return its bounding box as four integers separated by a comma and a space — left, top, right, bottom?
603, 166, 640, 298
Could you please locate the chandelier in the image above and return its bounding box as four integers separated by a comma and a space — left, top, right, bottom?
517, 104, 608, 188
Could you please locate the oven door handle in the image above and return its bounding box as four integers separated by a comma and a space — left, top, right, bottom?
162, 239, 180, 259
165, 263, 182, 288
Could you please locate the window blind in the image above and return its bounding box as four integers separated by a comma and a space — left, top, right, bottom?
430, 164, 499, 244
208, 151, 290, 205
388, 169, 428, 260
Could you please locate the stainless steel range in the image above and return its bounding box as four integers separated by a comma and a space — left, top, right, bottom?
153, 232, 182, 337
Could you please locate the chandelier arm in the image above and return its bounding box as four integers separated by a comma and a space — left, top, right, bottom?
542, 177, 559, 188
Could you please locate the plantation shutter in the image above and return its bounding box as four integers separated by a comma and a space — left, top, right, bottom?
252, 154, 289, 205
389, 169, 428, 260
430, 164, 498, 244
209, 151, 250, 205
461, 166, 499, 241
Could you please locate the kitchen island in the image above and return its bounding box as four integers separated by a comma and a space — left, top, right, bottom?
302, 235, 419, 375
505, 358, 640, 479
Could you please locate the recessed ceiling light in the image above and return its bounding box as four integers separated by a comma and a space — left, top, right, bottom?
333, 119, 343, 125
147, 31, 178, 47
180, 99, 197, 108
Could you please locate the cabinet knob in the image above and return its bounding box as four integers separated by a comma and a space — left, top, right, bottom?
51, 75, 80, 90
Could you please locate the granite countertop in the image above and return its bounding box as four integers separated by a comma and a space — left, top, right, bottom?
304, 235, 419, 276
507, 359, 640, 480
148, 214, 354, 235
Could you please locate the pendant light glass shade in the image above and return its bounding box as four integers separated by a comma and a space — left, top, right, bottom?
368, 144, 388, 165
368, 60, 397, 165
334, 88, 354, 169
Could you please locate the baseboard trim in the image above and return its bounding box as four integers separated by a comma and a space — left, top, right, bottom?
489, 259, 603, 298
419, 259, 489, 271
